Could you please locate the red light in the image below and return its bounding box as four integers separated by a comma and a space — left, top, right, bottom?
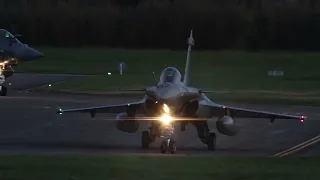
223, 106, 226, 109
300, 116, 305, 123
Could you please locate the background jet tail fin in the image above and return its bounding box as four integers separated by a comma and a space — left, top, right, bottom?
183, 29, 194, 86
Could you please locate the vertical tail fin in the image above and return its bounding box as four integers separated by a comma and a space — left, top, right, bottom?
183, 29, 195, 86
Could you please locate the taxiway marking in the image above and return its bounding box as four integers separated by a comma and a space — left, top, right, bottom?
272, 135, 320, 157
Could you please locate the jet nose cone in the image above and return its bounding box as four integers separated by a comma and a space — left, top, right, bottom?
16, 46, 44, 61
146, 89, 172, 101
157, 90, 177, 100
157, 93, 170, 100
33, 49, 44, 59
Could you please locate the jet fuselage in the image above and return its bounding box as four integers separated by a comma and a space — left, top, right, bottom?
143, 67, 200, 117
0, 29, 43, 65
0, 29, 44, 95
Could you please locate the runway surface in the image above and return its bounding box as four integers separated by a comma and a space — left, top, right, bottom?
0, 90, 319, 157
0, 74, 319, 157
3, 73, 89, 91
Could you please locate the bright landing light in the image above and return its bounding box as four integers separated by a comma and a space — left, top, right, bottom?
0, 60, 9, 73
160, 113, 173, 125
163, 104, 170, 113
159, 104, 173, 125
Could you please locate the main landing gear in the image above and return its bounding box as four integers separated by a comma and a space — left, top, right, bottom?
141, 130, 150, 149
206, 132, 216, 151
194, 121, 217, 151
160, 138, 176, 154
0, 74, 7, 96
0, 85, 7, 96
141, 121, 217, 153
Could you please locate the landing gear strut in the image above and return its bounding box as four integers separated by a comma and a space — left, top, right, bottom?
0, 73, 7, 96
207, 132, 216, 151
160, 138, 176, 154
0, 85, 7, 96
194, 121, 217, 151
141, 121, 177, 154
141, 128, 157, 149
141, 120, 216, 153
159, 123, 176, 154
141, 130, 150, 149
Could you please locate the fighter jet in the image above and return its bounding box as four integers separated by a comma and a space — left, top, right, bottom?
0, 29, 44, 96
57, 30, 306, 154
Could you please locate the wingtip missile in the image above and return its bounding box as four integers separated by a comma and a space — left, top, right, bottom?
269, 115, 307, 124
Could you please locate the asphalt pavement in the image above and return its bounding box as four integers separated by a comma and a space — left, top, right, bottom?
2, 73, 90, 91
0, 74, 319, 156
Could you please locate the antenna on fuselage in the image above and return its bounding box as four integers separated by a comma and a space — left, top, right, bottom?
183, 29, 194, 86
152, 71, 158, 86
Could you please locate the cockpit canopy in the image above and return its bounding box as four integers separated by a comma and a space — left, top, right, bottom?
0, 29, 14, 38
159, 67, 182, 84
0, 29, 21, 49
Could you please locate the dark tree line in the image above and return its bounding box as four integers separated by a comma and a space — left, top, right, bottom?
1, 0, 320, 50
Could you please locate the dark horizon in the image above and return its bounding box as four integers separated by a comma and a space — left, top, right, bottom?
1, 0, 320, 50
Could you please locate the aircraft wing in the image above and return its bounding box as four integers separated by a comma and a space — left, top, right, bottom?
57, 101, 144, 117
201, 104, 306, 121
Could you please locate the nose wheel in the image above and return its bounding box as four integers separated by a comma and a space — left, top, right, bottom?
0, 85, 7, 96
160, 138, 176, 154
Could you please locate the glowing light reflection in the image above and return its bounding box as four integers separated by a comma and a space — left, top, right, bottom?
159, 104, 173, 125
163, 104, 170, 113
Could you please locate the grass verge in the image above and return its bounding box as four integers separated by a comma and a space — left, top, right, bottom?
34, 86, 320, 107
15, 48, 320, 92
19, 48, 320, 106
0, 155, 319, 180
32, 74, 320, 106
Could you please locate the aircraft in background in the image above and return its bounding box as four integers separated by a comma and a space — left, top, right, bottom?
57, 30, 306, 154
0, 29, 44, 96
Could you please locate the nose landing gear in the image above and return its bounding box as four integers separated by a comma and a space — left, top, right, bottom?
141, 121, 177, 154
206, 132, 216, 151
159, 122, 176, 154
160, 138, 176, 154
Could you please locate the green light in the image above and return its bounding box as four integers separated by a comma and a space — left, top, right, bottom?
167, 71, 173, 76
5, 34, 9, 38
108, 72, 112, 75
128, 104, 131, 106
